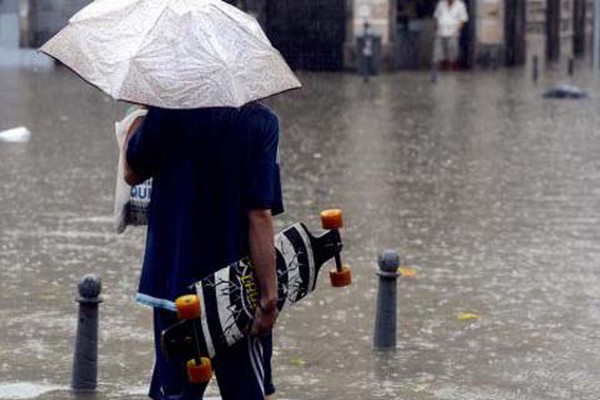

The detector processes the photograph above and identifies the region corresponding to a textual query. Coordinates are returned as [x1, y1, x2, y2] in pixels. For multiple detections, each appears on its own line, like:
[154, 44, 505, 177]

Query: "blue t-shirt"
[126, 103, 284, 310]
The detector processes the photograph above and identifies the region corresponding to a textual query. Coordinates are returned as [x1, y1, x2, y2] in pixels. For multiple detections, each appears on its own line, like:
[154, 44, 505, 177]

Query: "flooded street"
[2, 64, 600, 400]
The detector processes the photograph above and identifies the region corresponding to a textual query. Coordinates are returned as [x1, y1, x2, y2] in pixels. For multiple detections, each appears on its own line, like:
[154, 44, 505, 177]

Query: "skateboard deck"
[161, 221, 345, 361]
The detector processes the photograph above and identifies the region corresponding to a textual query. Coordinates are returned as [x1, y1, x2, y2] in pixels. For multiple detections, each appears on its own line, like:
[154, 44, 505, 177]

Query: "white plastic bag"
[0, 126, 31, 143]
[114, 108, 152, 234]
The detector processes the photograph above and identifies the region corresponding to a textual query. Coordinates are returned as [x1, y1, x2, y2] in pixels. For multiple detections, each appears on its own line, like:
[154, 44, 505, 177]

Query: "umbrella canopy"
[40, 0, 301, 109]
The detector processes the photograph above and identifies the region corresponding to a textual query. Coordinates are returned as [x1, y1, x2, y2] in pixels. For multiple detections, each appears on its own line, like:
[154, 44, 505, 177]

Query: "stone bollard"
[532, 55, 539, 83]
[374, 250, 400, 350]
[72, 274, 103, 392]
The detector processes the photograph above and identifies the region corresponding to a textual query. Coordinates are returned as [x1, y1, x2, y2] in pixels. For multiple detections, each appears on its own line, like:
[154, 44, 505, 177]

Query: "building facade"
[347, 0, 592, 69]
[10, 0, 596, 70]
[525, 0, 592, 61]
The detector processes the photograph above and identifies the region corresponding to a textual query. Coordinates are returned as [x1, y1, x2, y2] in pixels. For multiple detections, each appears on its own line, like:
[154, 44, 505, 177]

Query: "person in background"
[432, 0, 468, 70]
[361, 21, 375, 82]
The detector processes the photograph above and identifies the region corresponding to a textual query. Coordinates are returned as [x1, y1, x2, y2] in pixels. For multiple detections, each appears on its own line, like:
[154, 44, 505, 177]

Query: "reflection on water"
[1, 67, 600, 399]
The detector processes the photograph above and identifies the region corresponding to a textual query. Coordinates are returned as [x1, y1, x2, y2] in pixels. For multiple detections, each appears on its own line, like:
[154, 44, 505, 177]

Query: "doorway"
[573, 0, 585, 55]
[265, 0, 347, 71]
[546, 0, 560, 60]
[504, 0, 526, 65]
[394, 0, 474, 69]
[458, 0, 476, 68]
[394, 0, 436, 69]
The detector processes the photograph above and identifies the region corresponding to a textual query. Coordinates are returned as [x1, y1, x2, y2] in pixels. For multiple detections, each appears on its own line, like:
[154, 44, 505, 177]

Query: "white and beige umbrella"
[40, 0, 301, 109]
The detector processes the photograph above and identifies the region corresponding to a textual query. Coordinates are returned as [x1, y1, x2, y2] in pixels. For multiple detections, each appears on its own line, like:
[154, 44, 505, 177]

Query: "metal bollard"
[532, 55, 539, 83]
[374, 250, 400, 350]
[72, 274, 103, 392]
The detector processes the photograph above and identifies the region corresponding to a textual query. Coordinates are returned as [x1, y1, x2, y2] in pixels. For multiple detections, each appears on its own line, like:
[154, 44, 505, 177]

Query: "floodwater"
[1, 62, 600, 400]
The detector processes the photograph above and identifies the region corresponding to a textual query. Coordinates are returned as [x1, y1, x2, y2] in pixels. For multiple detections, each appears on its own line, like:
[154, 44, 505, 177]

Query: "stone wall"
[475, 0, 505, 66]
[477, 0, 504, 44]
[525, 0, 582, 62]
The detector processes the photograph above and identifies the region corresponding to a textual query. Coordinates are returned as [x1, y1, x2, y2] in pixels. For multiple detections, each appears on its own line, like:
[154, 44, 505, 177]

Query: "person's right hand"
[250, 300, 278, 337]
[125, 115, 145, 142]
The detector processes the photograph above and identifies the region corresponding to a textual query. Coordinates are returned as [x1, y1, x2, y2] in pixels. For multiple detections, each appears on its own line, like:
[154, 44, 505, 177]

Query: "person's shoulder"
[241, 101, 278, 121]
[146, 106, 178, 122]
[239, 102, 280, 134]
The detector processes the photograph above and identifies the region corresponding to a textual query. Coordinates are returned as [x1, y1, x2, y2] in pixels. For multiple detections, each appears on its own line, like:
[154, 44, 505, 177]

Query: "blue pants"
[149, 308, 275, 400]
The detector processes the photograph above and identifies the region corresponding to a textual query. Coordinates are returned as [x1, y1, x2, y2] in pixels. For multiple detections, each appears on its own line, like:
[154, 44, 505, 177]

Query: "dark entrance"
[458, 0, 476, 68]
[546, 0, 560, 60]
[504, 0, 526, 65]
[573, 0, 586, 55]
[394, 0, 436, 69]
[265, 0, 346, 71]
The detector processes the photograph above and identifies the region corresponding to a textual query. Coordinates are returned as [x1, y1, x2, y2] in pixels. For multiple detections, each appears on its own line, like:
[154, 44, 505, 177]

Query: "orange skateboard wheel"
[321, 209, 343, 230]
[176, 295, 201, 320]
[186, 358, 213, 383]
[330, 265, 352, 287]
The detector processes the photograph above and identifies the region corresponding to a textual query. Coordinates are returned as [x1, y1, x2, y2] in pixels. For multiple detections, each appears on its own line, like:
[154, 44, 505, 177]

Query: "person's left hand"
[123, 109, 147, 186]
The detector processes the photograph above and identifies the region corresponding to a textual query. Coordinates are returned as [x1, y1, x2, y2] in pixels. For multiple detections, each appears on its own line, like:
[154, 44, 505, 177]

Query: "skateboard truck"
[320, 209, 352, 287]
[174, 295, 213, 383]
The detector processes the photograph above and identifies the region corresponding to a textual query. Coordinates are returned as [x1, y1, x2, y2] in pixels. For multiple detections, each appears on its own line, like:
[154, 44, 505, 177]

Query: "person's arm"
[249, 208, 278, 336]
[125, 108, 162, 185]
[123, 116, 146, 186]
[244, 108, 283, 336]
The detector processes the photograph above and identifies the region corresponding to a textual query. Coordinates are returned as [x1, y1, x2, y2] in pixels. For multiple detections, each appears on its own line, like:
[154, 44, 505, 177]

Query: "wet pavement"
[1, 62, 600, 400]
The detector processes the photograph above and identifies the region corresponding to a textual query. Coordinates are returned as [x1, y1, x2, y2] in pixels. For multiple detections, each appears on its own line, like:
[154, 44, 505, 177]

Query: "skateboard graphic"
[161, 209, 351, 383]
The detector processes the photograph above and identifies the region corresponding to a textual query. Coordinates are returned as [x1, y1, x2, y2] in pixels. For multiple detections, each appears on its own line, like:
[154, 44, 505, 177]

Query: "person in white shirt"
[433, 0, 468, 70]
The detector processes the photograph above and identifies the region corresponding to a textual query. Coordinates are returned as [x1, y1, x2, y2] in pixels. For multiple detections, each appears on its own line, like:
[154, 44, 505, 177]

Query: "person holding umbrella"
[41, 1, 301, 399]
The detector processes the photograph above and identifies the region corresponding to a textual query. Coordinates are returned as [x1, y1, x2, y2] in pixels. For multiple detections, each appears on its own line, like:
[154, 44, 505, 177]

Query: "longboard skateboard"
[161, 209, 351, 382]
